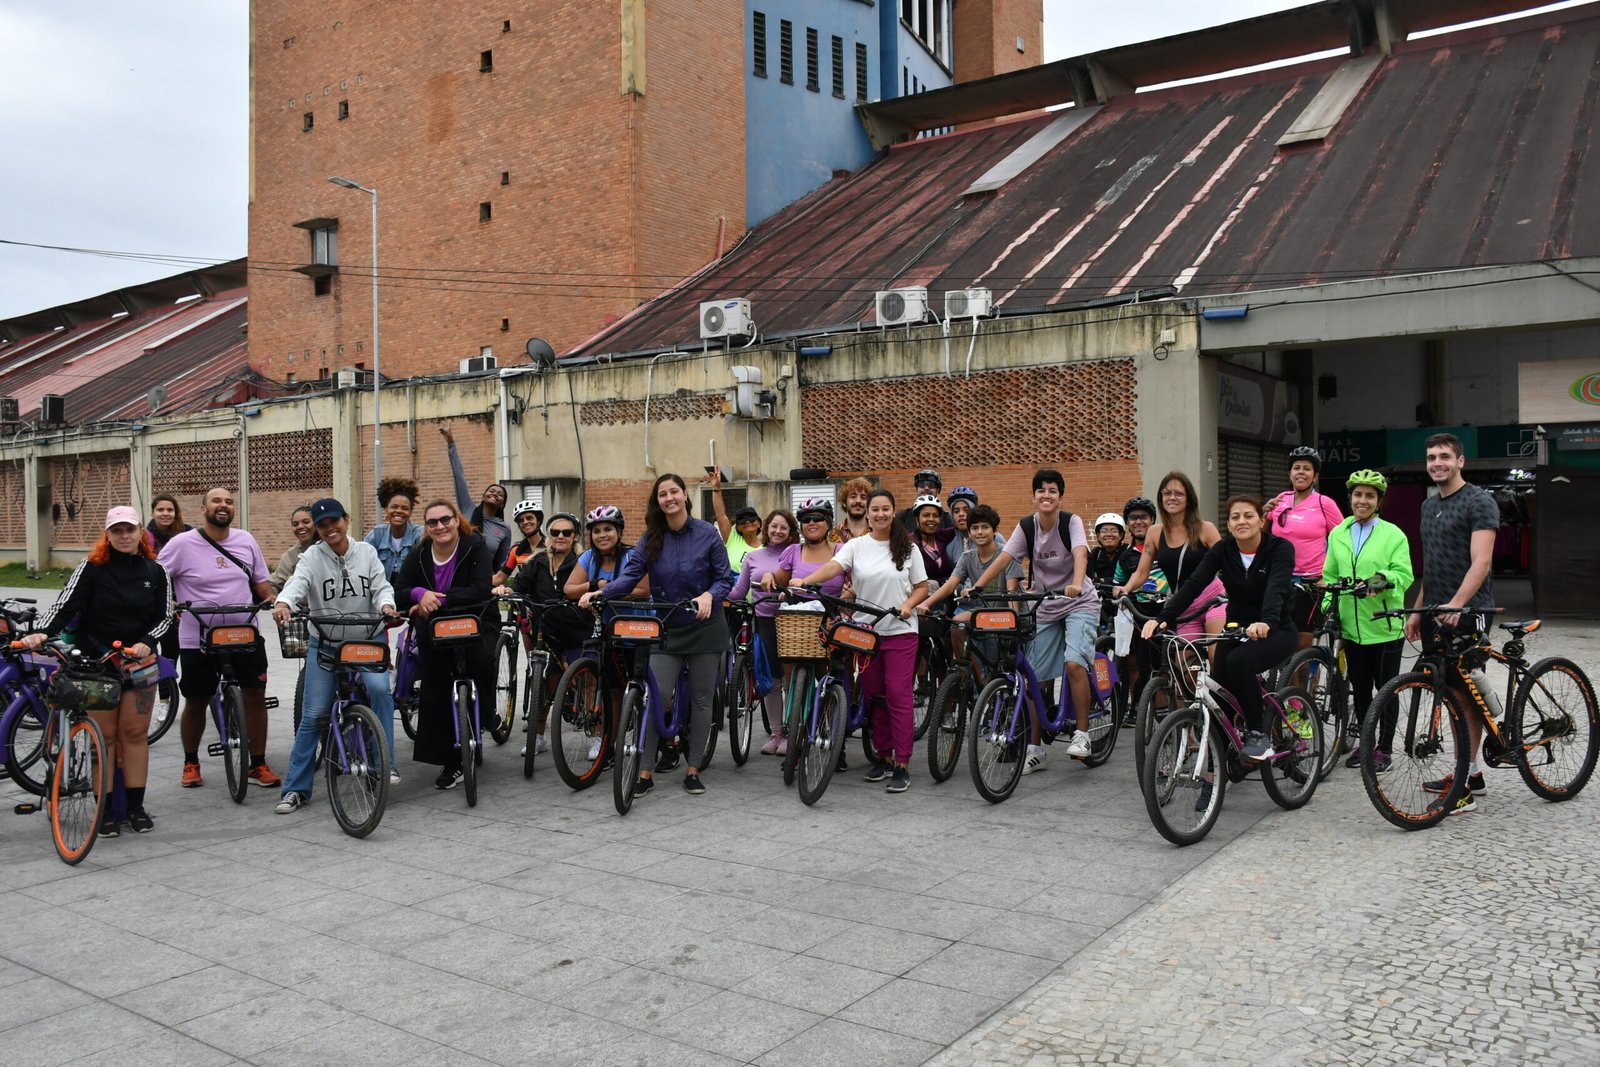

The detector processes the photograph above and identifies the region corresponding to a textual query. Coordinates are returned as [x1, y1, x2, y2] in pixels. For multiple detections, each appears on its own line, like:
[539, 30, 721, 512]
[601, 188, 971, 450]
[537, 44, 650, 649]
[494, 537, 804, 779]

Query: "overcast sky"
[0, 1, 1573, 320]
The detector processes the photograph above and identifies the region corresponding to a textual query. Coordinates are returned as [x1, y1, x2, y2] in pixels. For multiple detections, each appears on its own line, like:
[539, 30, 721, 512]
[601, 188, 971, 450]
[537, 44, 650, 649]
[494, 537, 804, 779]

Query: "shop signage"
[1518, 360, 1600, 423]
[1218, 366, 1302, 445]
[1554, 424, 1600, 451]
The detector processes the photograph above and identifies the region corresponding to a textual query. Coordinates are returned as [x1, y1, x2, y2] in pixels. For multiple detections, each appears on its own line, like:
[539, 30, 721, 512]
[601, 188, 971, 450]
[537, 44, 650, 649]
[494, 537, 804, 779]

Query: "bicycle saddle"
[1499, 619, 1541, 638]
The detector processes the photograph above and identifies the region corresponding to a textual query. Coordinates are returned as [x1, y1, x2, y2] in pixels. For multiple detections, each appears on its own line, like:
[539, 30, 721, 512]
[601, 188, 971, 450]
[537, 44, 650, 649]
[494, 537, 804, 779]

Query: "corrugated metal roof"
[574, 4, 1600, 357]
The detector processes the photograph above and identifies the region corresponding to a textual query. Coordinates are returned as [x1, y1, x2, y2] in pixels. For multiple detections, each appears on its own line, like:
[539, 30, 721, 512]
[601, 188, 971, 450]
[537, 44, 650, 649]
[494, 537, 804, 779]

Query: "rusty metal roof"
[573, 3, 1600, 358]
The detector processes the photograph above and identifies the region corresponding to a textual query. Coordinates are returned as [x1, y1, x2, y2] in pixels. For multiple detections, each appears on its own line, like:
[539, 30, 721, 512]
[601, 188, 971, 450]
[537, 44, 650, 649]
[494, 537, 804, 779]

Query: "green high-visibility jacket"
[1320, 516, 1414, 646]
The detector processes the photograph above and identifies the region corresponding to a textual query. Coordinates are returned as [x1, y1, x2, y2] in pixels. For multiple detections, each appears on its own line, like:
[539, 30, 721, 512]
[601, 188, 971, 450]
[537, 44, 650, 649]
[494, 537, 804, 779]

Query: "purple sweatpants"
[859, 632, 918, 766]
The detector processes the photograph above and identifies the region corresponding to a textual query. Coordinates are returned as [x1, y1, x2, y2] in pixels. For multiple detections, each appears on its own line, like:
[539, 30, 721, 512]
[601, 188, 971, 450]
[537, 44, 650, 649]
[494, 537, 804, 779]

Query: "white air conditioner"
[944, 287, 994, 319]
[333, 368, 361, 389]
[700, 299, 754, 340]
[460, 354, 498, 374]
[875, 286, 928, 327]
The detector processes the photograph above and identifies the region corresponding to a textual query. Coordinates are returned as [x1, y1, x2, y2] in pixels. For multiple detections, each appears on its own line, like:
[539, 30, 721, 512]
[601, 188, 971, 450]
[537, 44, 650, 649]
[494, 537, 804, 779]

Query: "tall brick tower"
[952, 0, 1044, 83]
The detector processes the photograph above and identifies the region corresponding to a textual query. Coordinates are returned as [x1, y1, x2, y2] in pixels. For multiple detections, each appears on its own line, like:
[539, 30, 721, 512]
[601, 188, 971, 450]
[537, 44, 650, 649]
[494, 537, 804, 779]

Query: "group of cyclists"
[16, 423, 1513, 837]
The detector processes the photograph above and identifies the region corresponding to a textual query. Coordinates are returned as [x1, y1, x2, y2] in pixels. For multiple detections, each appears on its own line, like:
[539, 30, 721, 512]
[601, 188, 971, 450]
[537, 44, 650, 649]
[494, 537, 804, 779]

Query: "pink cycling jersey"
[1268, 490, 1344, 576]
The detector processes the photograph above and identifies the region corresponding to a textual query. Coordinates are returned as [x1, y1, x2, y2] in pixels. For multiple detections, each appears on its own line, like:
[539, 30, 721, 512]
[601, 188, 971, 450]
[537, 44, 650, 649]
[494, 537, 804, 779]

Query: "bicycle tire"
[1280, 647, 1348, 780]
[911, 649, 938, 742]
[3, 691, 53, 796]
[325, 703, 389, 838]
[221, 686, 249, 804]
[454, 680, 478, 806]
[798, 683, 846, 805]
[782, 664, 812, 787]
[550, 657, 606, 790]
[1080, 667, 1123, 769]
[292, 664, 306, 734]
[148, 676, 179, 743]
[1142, 704, 1225, 846]
[1132, 673, 1174, 788]
[727, 657, 754, 767]
[1260, 686, 1322, 810]
[968, 677, 1025, 804]
[50, 716, 106, 865]
[1510, 656, 1599, 802]
[395, 632, 420, 741]
[490, 632, 517, 746]
[1360, 673, 1468, 830]
[927, 669, 972, 783]
[613, 685, 644, 815]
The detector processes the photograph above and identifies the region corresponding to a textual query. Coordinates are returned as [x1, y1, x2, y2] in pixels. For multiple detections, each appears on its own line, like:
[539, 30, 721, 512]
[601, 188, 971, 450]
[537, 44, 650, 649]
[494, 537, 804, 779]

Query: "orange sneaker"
[181, 762, 204, 788]
[248, 762, 281, 788]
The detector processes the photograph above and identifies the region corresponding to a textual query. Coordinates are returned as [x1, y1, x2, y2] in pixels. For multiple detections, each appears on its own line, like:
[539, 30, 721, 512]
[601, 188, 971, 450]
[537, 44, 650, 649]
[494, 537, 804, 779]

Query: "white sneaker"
[1064, 729, 1092, 758]
[389, 770, 401, 786]
[587, 736, 603, 762]
[535, 734, 550, 755]
[1023, 745, 1046, 774]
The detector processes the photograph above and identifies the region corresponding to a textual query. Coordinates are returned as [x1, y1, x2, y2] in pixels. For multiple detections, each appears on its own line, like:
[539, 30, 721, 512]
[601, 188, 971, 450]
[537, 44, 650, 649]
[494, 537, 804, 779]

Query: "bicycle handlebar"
[783, 588, 902, 622]
[1376, 606, 1505, 618]
[177, 602, 271, 615]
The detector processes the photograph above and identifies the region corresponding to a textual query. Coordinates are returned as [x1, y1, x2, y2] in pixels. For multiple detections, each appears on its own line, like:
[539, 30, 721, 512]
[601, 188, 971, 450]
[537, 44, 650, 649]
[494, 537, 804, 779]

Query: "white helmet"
[912, 494, 944, 515]
[1094, 512, 1126, 533]
[511, 499, 543, 522]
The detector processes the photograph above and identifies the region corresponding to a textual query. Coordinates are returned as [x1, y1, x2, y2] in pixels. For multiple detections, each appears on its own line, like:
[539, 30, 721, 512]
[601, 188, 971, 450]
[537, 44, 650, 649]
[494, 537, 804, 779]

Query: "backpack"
[1019, 512, 1074, 589]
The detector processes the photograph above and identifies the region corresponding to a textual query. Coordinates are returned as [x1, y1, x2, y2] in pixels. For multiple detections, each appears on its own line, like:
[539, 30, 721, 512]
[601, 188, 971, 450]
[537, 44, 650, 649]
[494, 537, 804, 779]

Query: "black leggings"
[1345, 639, 1403, 749]
[1213, 630, 1298, 733]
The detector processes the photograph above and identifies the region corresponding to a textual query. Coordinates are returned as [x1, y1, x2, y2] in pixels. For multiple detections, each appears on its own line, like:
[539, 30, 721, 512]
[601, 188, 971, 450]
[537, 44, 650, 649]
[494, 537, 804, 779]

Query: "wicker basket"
[775, 606, 827, 660]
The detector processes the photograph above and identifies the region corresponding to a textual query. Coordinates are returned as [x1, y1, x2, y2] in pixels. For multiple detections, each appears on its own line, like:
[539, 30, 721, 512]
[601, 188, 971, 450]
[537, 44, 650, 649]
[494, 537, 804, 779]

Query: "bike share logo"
[1571, 372, 1600, 406]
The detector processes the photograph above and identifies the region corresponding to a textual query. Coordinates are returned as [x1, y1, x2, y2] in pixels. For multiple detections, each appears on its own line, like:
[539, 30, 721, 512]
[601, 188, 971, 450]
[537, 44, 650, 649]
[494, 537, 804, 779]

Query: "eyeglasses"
[548, 529, 576, 538]
[1160, 490, 1186, 498]
[424, 516, 455, 528]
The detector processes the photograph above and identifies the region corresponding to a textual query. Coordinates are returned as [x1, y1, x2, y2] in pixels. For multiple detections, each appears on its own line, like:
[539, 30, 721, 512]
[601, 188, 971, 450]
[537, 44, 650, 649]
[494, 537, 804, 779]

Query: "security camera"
[1535, 424, 1546, 435]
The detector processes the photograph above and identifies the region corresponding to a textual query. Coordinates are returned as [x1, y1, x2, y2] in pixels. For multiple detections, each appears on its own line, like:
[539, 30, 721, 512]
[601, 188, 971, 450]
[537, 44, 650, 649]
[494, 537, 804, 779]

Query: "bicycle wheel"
[613, 685, 644, 815]
[911, 649, 938, 742]
[1361, 673, 1467, 830]
[727, 656, 755, 767]
[927, 669, 972, 783]
[50, 717, 106, 865]
[490, 632, 517, 746]
[325, 703, 389, 838]
[1142, 704, 1225, 846]
[3, 694, 53, 796]
[550, 657, 606, 790]
[1132, 673, 1175, 787]
[521, 652, 549, 781]
[1511, 657, 1599, 801]
[148, 676, 179, 743]
[1281, 647, 1347, 780]
[967, 677, 1025, 804]
[1080, 667, 1123, 769]
[1261, 686, 1322, 810]
[798, 683, 846, 805]
[782, 664, 813, 787]
[455, 680, 478, 806]
[395, 636, 420, 741]
[221, 686, 249, 804]
[292, 664, 306, 734]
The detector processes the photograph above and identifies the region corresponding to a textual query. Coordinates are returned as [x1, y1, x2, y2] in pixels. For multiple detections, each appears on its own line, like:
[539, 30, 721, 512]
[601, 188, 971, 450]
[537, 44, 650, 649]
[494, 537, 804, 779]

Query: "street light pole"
[328, 176, 381, 490]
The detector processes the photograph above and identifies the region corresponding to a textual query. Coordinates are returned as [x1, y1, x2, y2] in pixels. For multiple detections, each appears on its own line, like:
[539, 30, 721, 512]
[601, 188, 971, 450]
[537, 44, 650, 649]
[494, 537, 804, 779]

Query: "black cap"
[734, 506, 761, 524]
[309, 497, 347, 525]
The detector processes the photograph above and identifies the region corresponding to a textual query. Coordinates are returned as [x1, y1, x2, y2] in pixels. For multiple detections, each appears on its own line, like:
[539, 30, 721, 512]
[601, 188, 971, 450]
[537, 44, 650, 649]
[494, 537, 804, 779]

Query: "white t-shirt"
[832, 535, 928, 638]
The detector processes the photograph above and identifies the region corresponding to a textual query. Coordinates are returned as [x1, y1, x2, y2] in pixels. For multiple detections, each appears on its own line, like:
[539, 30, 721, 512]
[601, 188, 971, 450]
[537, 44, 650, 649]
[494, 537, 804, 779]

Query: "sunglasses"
[424, 516, 455, 528]
[548, 528, 576, 537]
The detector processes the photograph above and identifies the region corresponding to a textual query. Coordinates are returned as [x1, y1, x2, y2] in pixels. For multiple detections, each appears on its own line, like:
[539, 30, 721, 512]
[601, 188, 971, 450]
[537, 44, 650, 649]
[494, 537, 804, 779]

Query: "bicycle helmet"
[545, 512, 580, 534]
[912, 494, 944, 516]
[1093, 512, 1126, 533]
[510, 499, 543, 522]
[1345, 468, 1388, 494]
[946, 485, 978, 509]
[913, 468, 942, 491]
[795, 497, 834, 523]
[1123, 496, 1157, 523]
[585, 504, 624, 530]
[1288, 446, 1322, 472]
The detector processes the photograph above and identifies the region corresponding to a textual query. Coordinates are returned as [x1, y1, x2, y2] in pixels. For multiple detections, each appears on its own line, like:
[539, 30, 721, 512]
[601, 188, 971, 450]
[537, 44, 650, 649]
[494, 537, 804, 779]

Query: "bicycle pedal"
[264, 696, 281, 709]
[13, 803, 39, 815]
[207, 742, 227, 757]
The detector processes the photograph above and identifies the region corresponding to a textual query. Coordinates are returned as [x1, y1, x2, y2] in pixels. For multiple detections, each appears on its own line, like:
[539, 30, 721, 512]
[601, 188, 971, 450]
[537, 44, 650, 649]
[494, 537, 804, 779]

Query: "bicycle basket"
[45, 666, 121, 713]
[431, 615, 482, 645]
[319, 640, 390, 673]
[775, 606, 826, 660]
[207, 624, 260, 651]
[276, 616, 309, 659]
[610, 616, 662, 643]
[1163, 636, 1204, 700]
[826, 619, 880, 656]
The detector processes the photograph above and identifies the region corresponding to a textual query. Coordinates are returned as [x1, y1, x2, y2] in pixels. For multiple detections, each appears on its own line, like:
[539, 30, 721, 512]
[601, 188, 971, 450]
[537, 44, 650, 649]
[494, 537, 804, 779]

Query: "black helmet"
[1288, 446, 1321, 472]
[1123, 496, 1156, 522]
[913, 468, 942, 491]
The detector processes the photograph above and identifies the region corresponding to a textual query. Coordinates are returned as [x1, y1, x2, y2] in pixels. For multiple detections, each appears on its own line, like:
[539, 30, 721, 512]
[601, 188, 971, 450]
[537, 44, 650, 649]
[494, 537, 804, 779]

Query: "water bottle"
[1467, 669, 1503, 721]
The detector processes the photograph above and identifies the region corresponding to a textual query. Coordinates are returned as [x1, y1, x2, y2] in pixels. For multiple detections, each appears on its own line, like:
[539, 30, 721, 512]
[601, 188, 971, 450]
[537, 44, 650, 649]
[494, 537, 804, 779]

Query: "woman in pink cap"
[23, 506, 174, 837]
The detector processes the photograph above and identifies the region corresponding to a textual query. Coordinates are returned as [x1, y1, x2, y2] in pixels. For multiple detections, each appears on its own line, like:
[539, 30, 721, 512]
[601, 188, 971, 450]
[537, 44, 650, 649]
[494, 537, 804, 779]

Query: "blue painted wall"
[746, 0, 952, 226]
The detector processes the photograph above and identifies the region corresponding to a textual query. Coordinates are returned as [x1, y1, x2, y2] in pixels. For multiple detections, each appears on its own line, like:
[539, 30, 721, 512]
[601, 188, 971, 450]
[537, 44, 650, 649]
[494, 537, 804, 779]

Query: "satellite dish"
[525, 337, 557, 370]
[146, 385, 167, 412]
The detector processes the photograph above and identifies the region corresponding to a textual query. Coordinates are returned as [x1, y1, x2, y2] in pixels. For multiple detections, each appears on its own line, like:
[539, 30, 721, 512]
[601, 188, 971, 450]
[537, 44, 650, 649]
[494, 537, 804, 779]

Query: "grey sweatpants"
[644, 650, 720, 771]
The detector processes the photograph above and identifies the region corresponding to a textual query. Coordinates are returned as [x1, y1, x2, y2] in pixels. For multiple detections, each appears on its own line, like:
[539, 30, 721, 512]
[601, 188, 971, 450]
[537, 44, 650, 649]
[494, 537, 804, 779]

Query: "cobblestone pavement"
[936, 618, 1600, 1067]
[3, 581, 1595, 1066]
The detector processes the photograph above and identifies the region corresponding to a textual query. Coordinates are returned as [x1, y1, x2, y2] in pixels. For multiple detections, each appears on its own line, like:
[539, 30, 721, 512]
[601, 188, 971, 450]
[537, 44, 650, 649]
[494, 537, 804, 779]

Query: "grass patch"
[0, 563, 75, 590]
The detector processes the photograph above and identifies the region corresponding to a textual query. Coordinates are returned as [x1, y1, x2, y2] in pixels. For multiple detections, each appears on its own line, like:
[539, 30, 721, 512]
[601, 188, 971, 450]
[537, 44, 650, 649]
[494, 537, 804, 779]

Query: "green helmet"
[1346, 469, 1388, 494]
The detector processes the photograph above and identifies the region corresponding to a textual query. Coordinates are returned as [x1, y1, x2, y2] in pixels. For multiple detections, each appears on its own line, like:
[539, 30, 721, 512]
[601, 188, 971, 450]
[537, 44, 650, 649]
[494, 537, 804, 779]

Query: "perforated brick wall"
[0, 464, 25, 548]
[581, 395, 724, 426]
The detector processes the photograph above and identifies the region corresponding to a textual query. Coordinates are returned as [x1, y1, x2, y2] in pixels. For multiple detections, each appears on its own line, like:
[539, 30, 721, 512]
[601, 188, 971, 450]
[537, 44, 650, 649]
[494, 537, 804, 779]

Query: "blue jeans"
[283, 638, 396, 798]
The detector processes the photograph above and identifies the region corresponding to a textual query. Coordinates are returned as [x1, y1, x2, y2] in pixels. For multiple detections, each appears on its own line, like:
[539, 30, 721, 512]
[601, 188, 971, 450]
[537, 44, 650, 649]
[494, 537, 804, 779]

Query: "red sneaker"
[180, 762, 204, 788]
[248, 762, 281, 788]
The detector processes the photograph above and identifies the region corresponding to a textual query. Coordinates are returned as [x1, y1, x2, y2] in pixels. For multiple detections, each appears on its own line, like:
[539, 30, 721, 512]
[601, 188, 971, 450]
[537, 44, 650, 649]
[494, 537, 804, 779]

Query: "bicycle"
[966, 592, 1125, 804]
[488, 599, 520, 748]
[910, 614, 953, 743]
[1274, 577, 1367, 779]
[610, 600, 711, 815]
[394, 621, 422, 741]
[491, 592, 570, 780]
[926, 605, 1006, 784]
[181, 602, 276, 804]
[1121, 594, 1221, 786]
[714, 598, 757, 767]
[426, 606, 494, 807]
[1359, 607, 1599, 830]
[0, 604, 59, 793]
[296, 612, 395, 837]
[771, 597, 886, 786]
[1141, 628, 1323, 846]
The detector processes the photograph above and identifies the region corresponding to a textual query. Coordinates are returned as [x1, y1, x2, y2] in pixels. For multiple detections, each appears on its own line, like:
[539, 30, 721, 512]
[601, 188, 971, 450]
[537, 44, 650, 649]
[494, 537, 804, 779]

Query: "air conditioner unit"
[460, 354, 498, 374]
[944, 287, 994, 319]
[40, 395, 66, 425]
[700, 299, 754, 340]
[333, 368, 361, 390]
[875, 286, 928, 327]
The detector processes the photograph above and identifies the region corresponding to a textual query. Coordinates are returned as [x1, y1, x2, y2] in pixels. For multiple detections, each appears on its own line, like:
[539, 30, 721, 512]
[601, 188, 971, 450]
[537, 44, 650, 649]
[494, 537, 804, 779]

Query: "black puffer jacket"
[36, 550, 174, 659]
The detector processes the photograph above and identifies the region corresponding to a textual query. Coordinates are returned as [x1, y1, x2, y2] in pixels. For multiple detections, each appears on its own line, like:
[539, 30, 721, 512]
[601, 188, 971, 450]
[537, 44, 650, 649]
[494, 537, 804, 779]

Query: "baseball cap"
[734, 506, 761, 524]
[309, 497, 348, 525]
[104, 506, 141, 529]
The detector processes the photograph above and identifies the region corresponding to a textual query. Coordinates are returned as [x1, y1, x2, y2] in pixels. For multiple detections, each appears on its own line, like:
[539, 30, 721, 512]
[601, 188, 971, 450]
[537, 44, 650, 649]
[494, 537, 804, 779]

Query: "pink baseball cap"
[104, 506, 141, 530]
